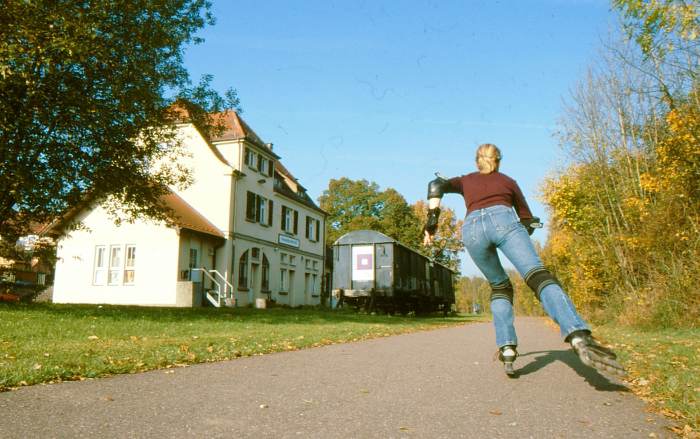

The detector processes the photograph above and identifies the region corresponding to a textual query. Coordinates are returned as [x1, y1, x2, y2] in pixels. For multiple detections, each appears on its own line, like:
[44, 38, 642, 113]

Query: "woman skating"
[423, 144, 624, 377]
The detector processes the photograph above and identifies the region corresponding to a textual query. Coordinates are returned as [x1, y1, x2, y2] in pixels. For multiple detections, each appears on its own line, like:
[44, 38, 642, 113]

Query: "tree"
[613, 0, 700, 59]
[0, 0, 239, 256]
[319, 177, 463, 270]
[319, 178, 387, 245]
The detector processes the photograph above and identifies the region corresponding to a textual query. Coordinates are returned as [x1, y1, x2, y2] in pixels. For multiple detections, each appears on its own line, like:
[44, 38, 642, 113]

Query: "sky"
[183, 0, 617, 276]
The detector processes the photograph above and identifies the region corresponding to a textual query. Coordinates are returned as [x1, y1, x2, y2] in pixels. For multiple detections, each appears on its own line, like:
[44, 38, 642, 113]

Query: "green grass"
[597, 325, 700, 434]
[0, 303, 481, 391]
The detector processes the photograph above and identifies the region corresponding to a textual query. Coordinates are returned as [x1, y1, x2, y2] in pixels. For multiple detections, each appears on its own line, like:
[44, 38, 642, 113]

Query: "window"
[189, 248, 198, 269]
[246, 191, 273, 226]
[259, 197, 267, 224]
[281, 206, 298, 234]
[289, 255, 296, 266]
[312, 274, 318, 295]
[280, 253, 288, 265]
[245, 147, 257, 169]
[261, 255, 270, 291]
[245, 147, 273, 177]
[312, 260, 319, 271]
[108, 245, 122, 285]
[305, 217, 320, 242]
[238, 251, 249, 289]
[93, 246, 106, 285]
[258, 156, 268, 176]
[124, 245, 136, 284]
[280, 268, 289, 292]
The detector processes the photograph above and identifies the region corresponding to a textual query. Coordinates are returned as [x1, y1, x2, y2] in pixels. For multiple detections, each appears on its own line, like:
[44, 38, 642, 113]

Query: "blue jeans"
[463, 205, 590, 348]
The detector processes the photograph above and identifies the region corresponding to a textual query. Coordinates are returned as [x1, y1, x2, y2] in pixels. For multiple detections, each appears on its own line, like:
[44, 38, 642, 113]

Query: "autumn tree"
[540, 5, 700, 326]
[0, 0, 239, 258]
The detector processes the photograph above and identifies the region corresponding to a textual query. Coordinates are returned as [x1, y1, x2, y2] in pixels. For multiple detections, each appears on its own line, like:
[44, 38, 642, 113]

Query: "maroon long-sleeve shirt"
[448, 172, 533, 219]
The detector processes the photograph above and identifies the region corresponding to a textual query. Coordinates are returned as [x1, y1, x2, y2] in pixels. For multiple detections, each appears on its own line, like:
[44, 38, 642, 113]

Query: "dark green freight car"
[331, 230, 456, 314]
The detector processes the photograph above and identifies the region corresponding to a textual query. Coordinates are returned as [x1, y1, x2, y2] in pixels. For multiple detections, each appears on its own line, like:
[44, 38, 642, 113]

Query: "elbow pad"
[427, 176, 460, 199]
[424, 207, 441, 235]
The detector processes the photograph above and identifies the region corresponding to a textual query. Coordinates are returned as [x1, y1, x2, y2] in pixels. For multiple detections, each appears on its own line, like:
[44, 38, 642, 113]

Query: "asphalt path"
[1, 317, 673, 438]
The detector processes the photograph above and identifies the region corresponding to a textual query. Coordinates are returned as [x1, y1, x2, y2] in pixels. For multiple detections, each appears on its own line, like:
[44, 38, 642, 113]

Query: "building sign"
[352, 245, 374, 281]
[278, 234, 300, 248]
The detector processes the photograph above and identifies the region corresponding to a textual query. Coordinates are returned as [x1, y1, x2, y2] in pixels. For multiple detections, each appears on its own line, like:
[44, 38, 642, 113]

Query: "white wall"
[175, 124, 234, 235]
[53, 206, 180, 306]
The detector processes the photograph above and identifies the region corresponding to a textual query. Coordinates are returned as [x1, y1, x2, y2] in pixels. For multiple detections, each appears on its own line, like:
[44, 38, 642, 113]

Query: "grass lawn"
[597, 325, 700, 435]
[0, 303, 481, 391]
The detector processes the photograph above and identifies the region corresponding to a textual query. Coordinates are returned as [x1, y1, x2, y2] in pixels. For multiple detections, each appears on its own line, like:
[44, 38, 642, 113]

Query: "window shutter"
[268, 200, 273, 226]
[246, 192, 255, 220]
[281, 206, 286, 231]
[293, 210, 298, 234]
[315, 219, 320, 242]
[305, 217, 310, 239]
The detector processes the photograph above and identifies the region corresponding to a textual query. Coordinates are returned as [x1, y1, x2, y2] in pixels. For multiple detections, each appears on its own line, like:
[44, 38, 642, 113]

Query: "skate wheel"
[504, 362, 515, 377]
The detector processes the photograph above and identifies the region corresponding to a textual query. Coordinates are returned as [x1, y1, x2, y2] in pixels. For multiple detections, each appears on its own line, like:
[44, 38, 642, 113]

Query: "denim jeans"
[463, 205, 590, 348]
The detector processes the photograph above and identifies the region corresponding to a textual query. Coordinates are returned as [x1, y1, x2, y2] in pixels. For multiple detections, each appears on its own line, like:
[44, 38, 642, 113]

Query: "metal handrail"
[207, 269, 234, 299]
[191, 268, 236, 307]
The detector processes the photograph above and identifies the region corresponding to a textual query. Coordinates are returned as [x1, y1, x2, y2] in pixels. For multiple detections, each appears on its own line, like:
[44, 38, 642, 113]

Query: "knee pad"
[524, 267, 560, 301]
[490, 279, 514, 304]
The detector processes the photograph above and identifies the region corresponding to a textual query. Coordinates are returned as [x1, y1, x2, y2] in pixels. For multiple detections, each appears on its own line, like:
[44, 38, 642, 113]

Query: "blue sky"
[184, 0, 616, 276]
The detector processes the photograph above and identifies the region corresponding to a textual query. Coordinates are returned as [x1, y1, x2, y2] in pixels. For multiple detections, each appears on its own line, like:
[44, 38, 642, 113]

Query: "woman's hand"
[423, 230, 434, 246]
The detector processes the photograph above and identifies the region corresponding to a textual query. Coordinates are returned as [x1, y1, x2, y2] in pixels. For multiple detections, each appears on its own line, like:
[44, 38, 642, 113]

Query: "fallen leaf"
[489, 410, 502, 416]
[399, 427, 410, 431]
[87, 335, 99, 340]
[32, 363, 42, 370]
[102, 395, 114, 401]
[259, 404, 268, 409]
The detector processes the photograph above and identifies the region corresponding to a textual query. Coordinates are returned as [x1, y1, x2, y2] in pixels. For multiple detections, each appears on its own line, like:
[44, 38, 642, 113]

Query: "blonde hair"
[475, 144, 501, 174]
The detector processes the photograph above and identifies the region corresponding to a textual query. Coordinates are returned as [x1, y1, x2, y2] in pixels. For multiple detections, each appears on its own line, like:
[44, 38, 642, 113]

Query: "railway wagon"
[332, 230, 456, 314]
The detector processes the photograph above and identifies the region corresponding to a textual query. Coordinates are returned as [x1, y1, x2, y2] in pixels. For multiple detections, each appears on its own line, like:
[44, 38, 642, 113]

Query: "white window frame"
[108, 245, 122, 285]
[124, 245, 136, 285]
[280, 268, 289, 292]
[93, 245, 106, 285]
[283, 207, 293, 232]
[258, 196, 268, 225]
[245, 147, 257, 169]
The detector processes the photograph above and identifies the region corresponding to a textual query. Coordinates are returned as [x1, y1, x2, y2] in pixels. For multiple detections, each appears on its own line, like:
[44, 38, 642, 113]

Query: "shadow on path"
[513, 349, 628, 392]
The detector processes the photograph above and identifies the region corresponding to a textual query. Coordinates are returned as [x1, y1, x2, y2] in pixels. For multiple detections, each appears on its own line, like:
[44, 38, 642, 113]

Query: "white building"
[49, 112, 326, 307]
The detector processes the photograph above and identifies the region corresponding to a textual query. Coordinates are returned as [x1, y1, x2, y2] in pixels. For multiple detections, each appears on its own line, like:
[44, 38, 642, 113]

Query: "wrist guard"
[424, 207, 441, 235]
[520, 217, 542, 235]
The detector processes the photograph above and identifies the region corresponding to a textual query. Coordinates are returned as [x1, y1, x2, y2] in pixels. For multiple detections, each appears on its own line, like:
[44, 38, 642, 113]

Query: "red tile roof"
[209, 111, 266, 146]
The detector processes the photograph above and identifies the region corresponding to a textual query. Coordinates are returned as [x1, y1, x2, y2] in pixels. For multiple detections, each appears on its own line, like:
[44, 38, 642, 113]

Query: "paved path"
[1, 317, 672, 438]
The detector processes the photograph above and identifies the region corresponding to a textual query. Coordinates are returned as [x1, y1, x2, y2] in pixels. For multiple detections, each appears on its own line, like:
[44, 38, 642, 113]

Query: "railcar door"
[374, 243, 393, 296]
